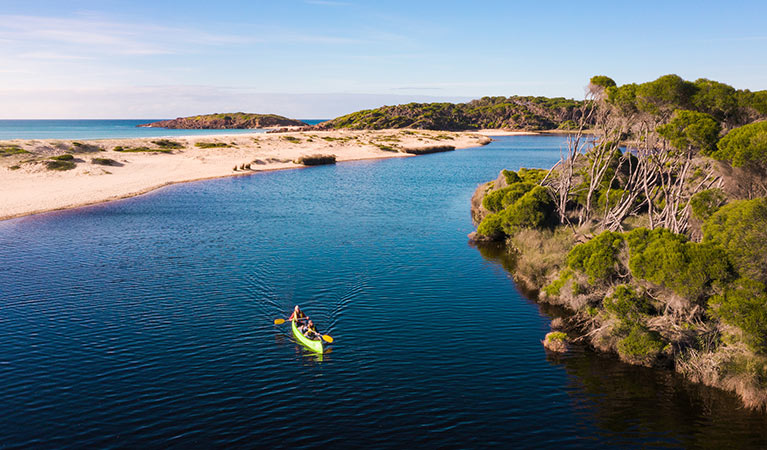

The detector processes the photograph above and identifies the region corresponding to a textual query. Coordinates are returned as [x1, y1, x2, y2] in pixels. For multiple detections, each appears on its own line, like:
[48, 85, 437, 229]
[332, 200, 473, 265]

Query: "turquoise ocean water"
[0, 119, 327, 140]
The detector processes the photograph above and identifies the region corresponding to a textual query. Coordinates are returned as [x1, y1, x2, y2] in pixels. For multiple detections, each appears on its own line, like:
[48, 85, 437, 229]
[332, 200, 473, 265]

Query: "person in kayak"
[288, 305, 306, 321]
[302, 320, 319, 340]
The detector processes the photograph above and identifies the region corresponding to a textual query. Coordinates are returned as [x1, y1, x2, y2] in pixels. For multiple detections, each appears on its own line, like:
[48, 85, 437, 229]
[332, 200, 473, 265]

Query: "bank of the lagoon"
[0, 129, 487, 221]
[0, 119, 329, 140]
[1, 136, 766, 448]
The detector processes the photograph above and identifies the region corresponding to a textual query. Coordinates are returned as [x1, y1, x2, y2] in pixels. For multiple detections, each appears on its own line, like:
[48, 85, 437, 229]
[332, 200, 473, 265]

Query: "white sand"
[0, 129, 489, 221]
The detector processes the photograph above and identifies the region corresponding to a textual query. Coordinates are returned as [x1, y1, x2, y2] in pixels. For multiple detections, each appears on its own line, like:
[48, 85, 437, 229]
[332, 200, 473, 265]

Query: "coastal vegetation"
[470, 74, 767, 408]
[0, 145, 30, 156]
[46, 159, 76, 171]
[71, 142, 103, 152]
[139, 113, 307, 129]
[113, 146, 173, 153]
[294, 154, 336, 165]
[194, 141, 235, 148]
[151, 139, 184, 149]
[91, 157, 119, 166]
[401, 144, 455, 155]
[316, 96, 587, 131]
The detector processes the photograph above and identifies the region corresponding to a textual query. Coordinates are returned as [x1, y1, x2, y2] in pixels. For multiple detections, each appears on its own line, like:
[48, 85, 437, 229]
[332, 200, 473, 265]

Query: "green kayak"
[291, 318, 324, 353]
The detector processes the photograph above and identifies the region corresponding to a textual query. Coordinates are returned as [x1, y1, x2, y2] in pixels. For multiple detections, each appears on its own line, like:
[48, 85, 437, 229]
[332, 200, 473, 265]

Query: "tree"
[636, 74, 697, 118]
[692, 78, 739, 125]
[656, 110, 721, 153]
[703, 198, 767, 284]
[710, 121, 767, 168]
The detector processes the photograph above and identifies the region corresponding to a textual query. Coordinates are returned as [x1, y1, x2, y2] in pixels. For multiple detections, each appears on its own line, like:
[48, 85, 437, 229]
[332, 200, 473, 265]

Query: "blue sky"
[1, 0, 766, 118]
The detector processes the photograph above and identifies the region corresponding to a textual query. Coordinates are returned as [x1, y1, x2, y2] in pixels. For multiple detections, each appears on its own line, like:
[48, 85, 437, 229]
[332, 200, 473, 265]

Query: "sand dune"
[0, 129, 491, 221]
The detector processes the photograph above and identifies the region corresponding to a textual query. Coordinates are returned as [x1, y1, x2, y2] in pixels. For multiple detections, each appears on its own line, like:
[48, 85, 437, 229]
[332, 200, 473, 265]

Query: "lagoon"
[1, 136, 765, 448]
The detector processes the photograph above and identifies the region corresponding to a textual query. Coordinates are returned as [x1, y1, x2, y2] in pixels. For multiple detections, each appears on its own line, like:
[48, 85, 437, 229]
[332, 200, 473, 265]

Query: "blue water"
[1, 136, 765, 448]
[0, 119, 327, 140]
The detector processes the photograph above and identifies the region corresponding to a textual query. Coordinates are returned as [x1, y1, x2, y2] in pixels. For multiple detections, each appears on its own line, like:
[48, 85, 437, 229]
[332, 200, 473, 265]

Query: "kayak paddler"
[288, 305, 306, 321]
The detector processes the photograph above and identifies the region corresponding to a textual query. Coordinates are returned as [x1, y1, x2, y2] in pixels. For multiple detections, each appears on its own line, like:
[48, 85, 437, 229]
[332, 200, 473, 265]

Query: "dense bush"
[476, 213, 505, 240]
[604, 285, 653, 321]
[709, 121, 767, 168]
[566, 231, 625, 284]
[604, 74, 767, 127]
[709, 278, 767, 353]
[401, 145, 455, 154]
[626, 228, 732, 300]
[589, 75, 617, 89]
[635, 74, 697, 116]
[690, 188, 727, 221]
[656, 109, 721, 153]
[703, 198, 767, 284]
[294, 154, 336, 165]
[482, 182, 535, 212]
[617, 324, 666, 365]
[51, 154, 74, 161]
[45, 160, 76, 171]
[91, 158, 119, 166]
[500, 186, 556, 235]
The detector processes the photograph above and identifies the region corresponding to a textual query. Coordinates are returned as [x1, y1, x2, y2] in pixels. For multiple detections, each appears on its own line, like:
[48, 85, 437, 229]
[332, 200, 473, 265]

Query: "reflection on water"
[473, 238, 767, 449]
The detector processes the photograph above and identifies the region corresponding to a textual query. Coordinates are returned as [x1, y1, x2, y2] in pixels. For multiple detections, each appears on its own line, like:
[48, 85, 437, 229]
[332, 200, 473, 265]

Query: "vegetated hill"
[139, 113, 307, 129]
[470, 74, 767, 410]
[316, 96, 587, 131]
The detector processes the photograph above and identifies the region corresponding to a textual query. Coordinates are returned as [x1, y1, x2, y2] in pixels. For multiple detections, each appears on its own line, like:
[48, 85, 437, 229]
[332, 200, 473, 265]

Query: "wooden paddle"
[273, 318, 334, 343]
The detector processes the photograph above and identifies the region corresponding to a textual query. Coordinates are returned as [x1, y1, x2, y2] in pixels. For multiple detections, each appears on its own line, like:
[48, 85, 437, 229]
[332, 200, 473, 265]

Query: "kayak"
[291, 318, 324, 353]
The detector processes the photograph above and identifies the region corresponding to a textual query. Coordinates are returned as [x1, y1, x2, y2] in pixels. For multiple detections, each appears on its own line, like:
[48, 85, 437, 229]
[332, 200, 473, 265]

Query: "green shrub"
[45, 160, 76, 171]
[567, 231, 625, 284]
[51, 154, 74, 161]
[71, 141, 102, 152]
[194, 142, 234, 148]
[703, 198, 767, 284]
[476, 213, 505, 240]
[656, 109, 721, 153]
[91, 158, 119, 166]
[543, 267, 574, 297]
[282, 136, 301, 143]
[0, 145, 29, 156]
[9, 165, 21, 170]
[557, 120, 578, 130]
[627, 227, 732, 300]
[547, 331, 568, 342]
[118, 147, 172, 153]
[482, 182, 536, 212]
[151, 139, 183, 149]
[401, 145, 454, 154]
[590, 75, 617, 89]
[603, 285, 652, 321]
[500, 186, 556, 235]
[294, 154, 336, 165]
[517, 168, 547, 184]
[502, 169, 521, 184]
[690, 188, 727, 221]
[709, 121, 767, 167]
[617, 324, 665, 365]
[709, 278, 767, 353]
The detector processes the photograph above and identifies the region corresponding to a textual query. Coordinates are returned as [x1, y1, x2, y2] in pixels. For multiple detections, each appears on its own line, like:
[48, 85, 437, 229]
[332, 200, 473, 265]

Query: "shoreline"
[0, 129, 491, 222]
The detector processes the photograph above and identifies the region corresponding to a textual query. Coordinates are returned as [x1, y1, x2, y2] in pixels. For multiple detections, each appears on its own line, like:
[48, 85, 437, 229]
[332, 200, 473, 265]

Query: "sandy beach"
[0, 129, 491, 221]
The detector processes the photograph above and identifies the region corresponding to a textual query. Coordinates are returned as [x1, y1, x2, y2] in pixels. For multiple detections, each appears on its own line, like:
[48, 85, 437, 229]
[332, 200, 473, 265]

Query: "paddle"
[273, 318, 334, 343]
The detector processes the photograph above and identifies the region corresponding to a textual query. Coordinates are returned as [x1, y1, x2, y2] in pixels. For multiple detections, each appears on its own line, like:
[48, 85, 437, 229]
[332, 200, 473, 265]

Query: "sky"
[1, 0, 766, 119]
